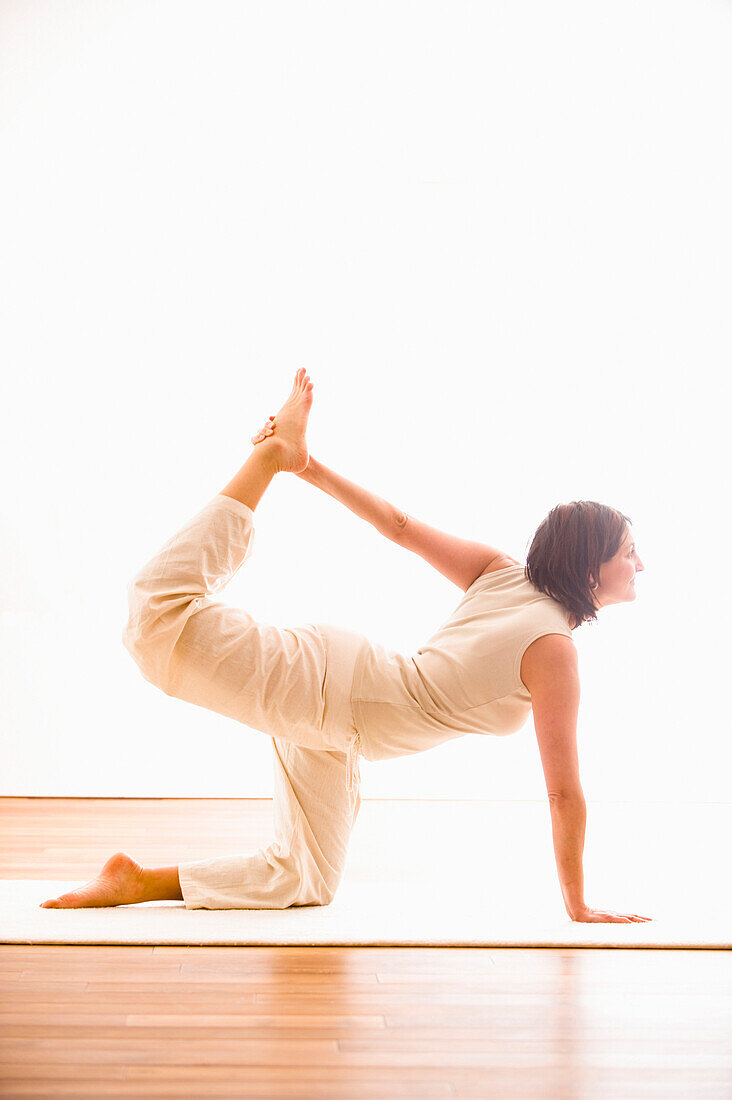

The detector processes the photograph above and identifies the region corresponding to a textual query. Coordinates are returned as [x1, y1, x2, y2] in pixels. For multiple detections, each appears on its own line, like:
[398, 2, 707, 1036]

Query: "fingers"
[580, 909, 653, 923]
[251, 416, 277, 444]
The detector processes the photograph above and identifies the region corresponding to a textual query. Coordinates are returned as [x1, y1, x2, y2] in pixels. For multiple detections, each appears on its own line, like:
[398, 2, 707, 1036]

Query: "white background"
[1, 0, 729, 800]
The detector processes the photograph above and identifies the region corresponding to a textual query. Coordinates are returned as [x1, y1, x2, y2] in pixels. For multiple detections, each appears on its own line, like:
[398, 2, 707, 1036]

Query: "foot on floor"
[39, 851, 147, 908]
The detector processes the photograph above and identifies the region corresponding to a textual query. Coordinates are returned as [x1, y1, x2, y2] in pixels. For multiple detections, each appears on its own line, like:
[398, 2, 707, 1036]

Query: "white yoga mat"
[2, 879, 729, 947]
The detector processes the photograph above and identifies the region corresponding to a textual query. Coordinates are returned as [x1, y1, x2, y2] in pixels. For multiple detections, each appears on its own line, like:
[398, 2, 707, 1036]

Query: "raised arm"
[296, 456, 508, 591]
[297, 456, 402, 540]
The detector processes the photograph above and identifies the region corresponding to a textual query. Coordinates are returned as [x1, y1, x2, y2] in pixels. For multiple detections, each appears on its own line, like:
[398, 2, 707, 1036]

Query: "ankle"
[140, 866, 183, 902]
[219, 445, 280, 510]
[255, 436, 290, 474]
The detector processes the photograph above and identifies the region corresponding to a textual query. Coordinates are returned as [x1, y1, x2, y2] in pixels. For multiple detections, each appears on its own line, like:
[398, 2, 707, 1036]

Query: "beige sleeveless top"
[350, 564, 575, 762]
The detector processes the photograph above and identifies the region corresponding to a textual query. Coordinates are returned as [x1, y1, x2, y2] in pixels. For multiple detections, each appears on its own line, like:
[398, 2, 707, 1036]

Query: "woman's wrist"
[568, 901, 587, 920]
[295, 455, 319, 484]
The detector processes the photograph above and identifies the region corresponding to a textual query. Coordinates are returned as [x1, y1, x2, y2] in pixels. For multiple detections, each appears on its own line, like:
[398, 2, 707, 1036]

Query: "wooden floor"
[1, 798, 730, 1099]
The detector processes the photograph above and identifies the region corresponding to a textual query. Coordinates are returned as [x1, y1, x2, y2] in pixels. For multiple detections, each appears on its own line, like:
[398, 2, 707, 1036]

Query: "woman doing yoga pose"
[40, 369, 650, 923]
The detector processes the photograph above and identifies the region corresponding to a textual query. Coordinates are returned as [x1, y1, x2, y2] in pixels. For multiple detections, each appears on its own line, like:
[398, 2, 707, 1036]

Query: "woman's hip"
[311, 621, 369, 746]
[164, 609, 367, 755]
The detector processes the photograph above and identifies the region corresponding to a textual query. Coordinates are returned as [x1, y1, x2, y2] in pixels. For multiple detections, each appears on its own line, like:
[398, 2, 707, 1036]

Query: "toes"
[40, 888, 95, 908]
[43, 896, 68, 908]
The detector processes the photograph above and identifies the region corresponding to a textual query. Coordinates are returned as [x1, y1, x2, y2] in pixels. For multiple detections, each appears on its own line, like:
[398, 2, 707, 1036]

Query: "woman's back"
[351, 565, 574, 762]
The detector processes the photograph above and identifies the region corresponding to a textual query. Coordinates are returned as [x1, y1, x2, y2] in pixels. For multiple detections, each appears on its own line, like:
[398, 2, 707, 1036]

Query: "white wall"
[1, 0, 729, 799]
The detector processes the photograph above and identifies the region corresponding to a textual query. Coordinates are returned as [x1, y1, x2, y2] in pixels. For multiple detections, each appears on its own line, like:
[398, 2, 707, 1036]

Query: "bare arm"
[297, 456, 402, 539]
[549, 794, 587, 919]
[297, 456, 506, 590]
[525, 636, 653, 924]
[523, 634, 586, 918]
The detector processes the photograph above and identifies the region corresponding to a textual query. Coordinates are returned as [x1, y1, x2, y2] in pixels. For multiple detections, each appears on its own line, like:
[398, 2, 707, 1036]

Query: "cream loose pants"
[122, 493, 369, 909]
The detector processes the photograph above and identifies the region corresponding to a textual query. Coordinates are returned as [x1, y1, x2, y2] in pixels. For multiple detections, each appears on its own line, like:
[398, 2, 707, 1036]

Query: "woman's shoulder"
[476, 556, 523, 578]
[520, 632, 578, 693]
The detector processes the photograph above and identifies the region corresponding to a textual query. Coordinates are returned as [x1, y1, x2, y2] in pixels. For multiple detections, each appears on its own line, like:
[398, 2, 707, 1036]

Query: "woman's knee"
[291, 861, 343, 907]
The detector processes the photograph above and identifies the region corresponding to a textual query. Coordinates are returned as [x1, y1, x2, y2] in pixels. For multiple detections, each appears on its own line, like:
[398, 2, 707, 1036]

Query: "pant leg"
[122, 493, 355, 754]
[178, 736, 362, 909]
[124, 493, 367, 908]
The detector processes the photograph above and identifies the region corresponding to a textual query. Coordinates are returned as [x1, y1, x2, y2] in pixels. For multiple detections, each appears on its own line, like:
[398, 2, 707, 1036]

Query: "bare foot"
[250, 368, 314, 474]
[39, 852, 147, 909]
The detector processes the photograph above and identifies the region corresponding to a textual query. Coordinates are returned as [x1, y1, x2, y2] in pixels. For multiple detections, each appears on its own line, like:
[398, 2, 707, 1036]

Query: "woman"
[41, 369, 651, 923]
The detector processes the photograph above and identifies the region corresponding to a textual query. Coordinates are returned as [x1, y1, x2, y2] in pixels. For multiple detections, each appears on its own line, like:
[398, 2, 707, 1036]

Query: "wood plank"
[0, 1079, 454, 1099]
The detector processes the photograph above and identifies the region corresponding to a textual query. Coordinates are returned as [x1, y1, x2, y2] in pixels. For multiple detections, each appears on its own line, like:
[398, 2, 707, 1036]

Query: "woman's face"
[592, 527, 645, 610]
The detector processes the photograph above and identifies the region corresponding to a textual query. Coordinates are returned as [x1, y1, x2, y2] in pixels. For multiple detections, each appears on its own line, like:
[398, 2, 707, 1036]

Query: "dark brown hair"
[524, 501, 632, 629]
